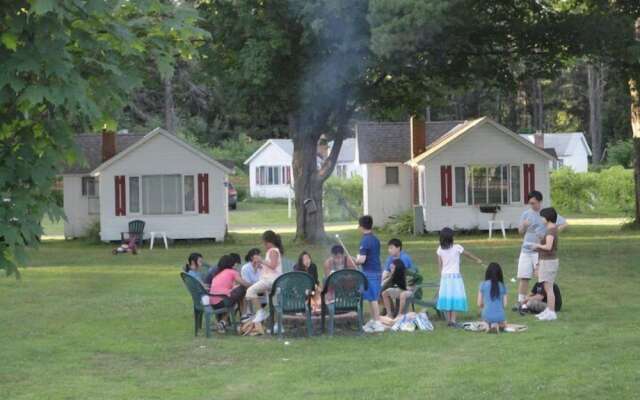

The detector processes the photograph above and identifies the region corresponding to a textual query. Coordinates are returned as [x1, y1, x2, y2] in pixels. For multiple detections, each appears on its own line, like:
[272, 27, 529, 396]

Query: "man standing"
[515, 190, 567, 311]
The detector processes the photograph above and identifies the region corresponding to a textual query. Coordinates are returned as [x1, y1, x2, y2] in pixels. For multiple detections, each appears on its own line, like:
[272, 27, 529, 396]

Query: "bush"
[381, 211, 414, 235]
[208, 133, 262, 172]
[323, 176, 363, 222]
[606, 139, 634, 168]
[84, 221, 101, 244]
[550, 166, 634, 215]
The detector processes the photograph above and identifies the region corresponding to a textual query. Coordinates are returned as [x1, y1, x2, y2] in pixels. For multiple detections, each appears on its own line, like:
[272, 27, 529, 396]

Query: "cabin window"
[465, 165, 512, 205]
[385, 166, 399, 185]
[511, 166, 521, 203]
[81, 177, 97, 197]
[129, 176, 140, 213]
[258, 166, 287, 185]
[454, 167, 466, 204]
[141, 174, 183, 215]
[184, 175, 195, 212]
[336, 164, 348, 178]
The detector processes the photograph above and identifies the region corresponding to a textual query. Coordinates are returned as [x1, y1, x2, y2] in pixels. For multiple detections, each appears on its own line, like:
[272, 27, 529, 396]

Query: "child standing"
[477, 263, 508, 333]
[354, 215, 385, 333]
[436, 227, 483, 327]
[532, 207, 560, 321]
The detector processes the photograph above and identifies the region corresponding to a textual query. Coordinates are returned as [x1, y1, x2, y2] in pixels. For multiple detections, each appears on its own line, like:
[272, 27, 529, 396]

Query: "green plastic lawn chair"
[180, 272, 237, 338]
[403, 281, 442, 318]
[121, 219, 145, 246]
[321, 269, 367, 336]
[268, 272, 315, 338]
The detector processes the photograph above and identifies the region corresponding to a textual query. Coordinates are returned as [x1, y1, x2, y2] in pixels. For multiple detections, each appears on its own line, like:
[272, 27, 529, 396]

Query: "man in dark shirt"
[521, 281, 563, 314]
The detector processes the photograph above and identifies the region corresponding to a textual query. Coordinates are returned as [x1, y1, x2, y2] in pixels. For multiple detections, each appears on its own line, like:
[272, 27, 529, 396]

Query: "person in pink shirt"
[210, 254, 251, 332]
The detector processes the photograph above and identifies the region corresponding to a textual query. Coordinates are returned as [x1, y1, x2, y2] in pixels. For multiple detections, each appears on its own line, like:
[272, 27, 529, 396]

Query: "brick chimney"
[410, 116, 426, 157]
[102, 129, 116, 162]
[534, 131, 544, 149]
[410, 116, 426, 206]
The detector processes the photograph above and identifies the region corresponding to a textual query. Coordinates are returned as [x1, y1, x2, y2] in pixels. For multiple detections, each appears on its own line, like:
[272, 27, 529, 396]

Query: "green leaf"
[1, 33, 18, 51]
[30, 0, 55, 15]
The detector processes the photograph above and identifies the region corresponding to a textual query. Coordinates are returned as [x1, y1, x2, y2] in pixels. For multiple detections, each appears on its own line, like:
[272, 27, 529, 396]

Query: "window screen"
[385, 166, 399, 185]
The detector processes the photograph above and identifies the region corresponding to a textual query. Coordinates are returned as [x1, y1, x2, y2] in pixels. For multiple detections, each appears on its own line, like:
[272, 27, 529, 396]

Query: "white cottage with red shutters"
[356, 117, 554, 231]
[61, 127, 232, 241]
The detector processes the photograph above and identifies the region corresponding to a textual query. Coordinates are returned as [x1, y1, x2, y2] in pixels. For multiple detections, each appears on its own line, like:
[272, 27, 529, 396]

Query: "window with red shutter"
[440, 166, 454, 206]
[198, 173, 209, 214]
[114, 175, 126, 216]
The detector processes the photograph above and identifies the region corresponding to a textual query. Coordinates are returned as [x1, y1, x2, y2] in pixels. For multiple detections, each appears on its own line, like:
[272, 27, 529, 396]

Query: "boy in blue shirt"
[354, 215, 385, 332]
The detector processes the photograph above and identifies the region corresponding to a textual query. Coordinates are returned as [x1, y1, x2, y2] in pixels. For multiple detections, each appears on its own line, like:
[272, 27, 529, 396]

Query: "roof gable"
[244, 139, 293, 165]
[91, 128, 232, 175]
[520, 133, 592, 157]
[408, 117, 554, 165]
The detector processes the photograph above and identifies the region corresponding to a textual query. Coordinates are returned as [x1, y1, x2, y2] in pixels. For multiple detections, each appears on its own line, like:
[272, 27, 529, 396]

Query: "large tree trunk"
[290, 113, 347, 243]
[587, 62, 606, 165]
[164, 76, 176, 133]
[531, 79, 544, 132]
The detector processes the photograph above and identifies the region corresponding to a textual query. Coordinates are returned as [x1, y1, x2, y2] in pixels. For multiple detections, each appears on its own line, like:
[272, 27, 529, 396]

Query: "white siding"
[420, 123, 551, 231]
[362, 163, 413, 227]
[560, 145, 589, 172]
[63, 175, 99, 238]
[96, 134, 228, 241]
[247, 144, 293, 199]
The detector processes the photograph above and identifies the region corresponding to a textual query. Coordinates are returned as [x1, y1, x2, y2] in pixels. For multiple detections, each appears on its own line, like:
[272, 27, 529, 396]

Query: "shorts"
[363, 273, 381, 302]
[246, 277, 275, 299]
[517, 252, 539, 279]
[212, 286, 246, 309]
[538, 259, 559, 283]
[383, 287, 413, 299]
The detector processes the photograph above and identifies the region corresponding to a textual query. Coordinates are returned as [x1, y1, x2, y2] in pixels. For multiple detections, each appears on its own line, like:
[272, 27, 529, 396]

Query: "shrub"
[84, 221, 101, 244]
[208, 133, 262, 171]
[323, 176, 363, 222]
[381, 211, 414, 235]
[550, 166, 634, 215]
[606, 139, 634, 168]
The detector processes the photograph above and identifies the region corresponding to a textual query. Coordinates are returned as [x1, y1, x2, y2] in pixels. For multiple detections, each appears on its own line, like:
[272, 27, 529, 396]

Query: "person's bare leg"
[397, 291, 409, 317]
[250, 298, 261, 315]
[382, 292, 394, 318]
[369, 301, 380, 321]
[518, 278, 530, 303]
[450, 311, 457, 323]
[543, 281, 555, 311]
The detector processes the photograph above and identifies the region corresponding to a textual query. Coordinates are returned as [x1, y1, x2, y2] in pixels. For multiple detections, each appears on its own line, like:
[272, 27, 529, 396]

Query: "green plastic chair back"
[180, 272, 207, 312]
[322, 269, 367, 313]
[128, 219, 145, 235]
[269, 271, 315, 314]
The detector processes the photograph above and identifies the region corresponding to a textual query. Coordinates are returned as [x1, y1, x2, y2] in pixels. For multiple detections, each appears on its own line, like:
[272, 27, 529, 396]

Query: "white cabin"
[521, 132, 591, 172]
[357, 117, 554, 231]
[244, 138, 360, 198]
[61, 128, 232, 242]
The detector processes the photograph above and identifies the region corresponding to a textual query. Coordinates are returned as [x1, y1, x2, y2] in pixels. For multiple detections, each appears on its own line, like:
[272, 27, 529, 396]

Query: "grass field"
[2, 224, 639, 399]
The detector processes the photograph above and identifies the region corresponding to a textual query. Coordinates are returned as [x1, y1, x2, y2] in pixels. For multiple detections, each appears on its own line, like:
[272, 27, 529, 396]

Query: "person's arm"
[345, 255, 356, 268]
[557, 216, 568, 232]
[477, 290, 484, 308]
[462, 249, 483, 265]
[518, 216, 530, 235]
[323, 259, 332, 276]
[534, 234, 555, 251]
[260, 249, 280, 270]
[235, 275, 251, 288]
[355, 254, 366, 265]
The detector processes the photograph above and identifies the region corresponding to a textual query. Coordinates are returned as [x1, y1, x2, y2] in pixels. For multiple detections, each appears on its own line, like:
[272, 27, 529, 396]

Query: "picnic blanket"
[461, 321, 528, 333]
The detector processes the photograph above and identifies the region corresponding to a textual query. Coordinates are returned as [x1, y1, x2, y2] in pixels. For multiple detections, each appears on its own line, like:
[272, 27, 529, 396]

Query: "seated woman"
[245, 230, 284, 323]
[294, 251, 321, 312]
[323, 245, 356, 277]
[209, 254, 251, 332]
[477, 263, 508, 333]
[183, 252, 205, 284]
[381, 259, 409, 320]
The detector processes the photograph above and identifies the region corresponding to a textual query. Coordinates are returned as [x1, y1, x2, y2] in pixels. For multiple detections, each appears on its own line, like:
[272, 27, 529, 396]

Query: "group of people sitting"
[183, 190, 564, 335]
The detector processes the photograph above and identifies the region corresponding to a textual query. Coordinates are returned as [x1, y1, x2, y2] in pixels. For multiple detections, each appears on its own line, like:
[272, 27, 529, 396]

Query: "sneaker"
[538, 310, 557, 321]
[371, 320, 386, 333]
[240, 314, 253, 323]
[273, 323, 285, 334]
[253, 308, 268, 323]
[535, 308, 550, 319]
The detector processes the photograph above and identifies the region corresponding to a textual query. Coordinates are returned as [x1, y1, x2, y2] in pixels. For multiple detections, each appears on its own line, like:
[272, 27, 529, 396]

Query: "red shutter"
[523, 164, 536, 202]
[440, 166, 452, 207]
[285, 166, 291, 184]
[446, 166, 453, 206]
[198, 173, 209, 214]
[114, 175, 126, 216]
[440, 166, 447, 206]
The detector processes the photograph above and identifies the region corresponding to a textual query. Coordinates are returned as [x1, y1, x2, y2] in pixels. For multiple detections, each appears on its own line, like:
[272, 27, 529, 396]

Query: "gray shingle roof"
[356, 120, 463, 163]
[63, 133, 145, 174]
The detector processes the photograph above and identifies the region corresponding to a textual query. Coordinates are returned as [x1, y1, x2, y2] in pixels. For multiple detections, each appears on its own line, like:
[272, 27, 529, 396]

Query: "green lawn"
[2, 225, 639, 399]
